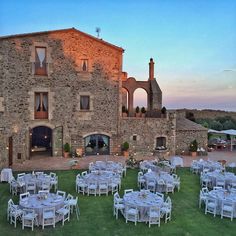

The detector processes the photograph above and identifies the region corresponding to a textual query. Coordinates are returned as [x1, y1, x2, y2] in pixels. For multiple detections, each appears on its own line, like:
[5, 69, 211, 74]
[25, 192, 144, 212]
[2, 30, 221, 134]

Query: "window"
[156, 137, 166, 150]
[133, 135, 137, 141]
[35, 92, 48, 119]
[35, 47, 47, 75]
[81, 59, 88, 72]
[80, 96, 90, 110]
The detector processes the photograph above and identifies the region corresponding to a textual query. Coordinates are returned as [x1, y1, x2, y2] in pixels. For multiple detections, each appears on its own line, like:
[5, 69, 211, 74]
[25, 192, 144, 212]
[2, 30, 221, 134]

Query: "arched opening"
[122, 87, 129, 110]
[30, 126, 52, 157]
[133, 88, 148, 111]
[84, 134, 110, 156]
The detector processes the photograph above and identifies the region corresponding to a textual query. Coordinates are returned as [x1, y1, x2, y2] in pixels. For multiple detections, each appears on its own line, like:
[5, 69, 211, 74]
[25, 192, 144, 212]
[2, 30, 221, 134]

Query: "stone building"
[0, 28, 207, 167]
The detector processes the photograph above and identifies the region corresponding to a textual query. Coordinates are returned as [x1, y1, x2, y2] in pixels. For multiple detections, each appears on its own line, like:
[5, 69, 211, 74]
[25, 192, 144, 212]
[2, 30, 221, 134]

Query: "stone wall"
[120, 112, 176, 156]
[0, 29, 123, 165]
[175, 130, 208, 155]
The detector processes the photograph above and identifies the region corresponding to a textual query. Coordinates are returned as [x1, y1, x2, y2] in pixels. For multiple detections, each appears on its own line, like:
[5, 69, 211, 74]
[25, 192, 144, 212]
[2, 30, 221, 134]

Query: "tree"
[211, 120, 223, 131]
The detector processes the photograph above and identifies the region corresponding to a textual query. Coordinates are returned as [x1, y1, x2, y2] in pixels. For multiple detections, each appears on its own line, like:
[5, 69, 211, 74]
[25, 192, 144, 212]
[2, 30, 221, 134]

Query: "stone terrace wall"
[175, 130, 208, 155]
[120, 113, 176, 156]
[0, 29, 123, 164]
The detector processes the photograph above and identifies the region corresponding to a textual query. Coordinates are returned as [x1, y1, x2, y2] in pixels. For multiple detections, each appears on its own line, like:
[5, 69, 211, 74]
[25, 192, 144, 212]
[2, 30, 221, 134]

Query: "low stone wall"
[120, 115, 176, 156]
[175, 130, 208, 155]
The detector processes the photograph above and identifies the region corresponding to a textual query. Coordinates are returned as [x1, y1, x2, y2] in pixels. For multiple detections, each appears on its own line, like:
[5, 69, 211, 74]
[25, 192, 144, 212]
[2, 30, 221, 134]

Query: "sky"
[0, 0, 236, 111]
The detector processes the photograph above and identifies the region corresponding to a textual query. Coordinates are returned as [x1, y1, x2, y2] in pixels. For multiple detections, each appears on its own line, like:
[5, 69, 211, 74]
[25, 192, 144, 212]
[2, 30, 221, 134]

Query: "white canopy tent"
[208, 129, 236, 151]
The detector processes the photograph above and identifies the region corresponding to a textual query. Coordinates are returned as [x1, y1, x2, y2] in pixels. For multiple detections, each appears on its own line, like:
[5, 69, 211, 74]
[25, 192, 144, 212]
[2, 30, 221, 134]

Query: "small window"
[80, 96, 90, 110]
[133, 135, 137, 141]
[35, 47, 47, 75]
[81, 59, 88, 72]
[156, 137, 166, 150]
[35, 92, 48, 119]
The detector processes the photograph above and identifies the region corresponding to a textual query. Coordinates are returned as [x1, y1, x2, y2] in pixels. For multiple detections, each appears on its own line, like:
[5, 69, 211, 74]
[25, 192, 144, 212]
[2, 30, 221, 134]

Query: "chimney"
[149, 58, 154, 80]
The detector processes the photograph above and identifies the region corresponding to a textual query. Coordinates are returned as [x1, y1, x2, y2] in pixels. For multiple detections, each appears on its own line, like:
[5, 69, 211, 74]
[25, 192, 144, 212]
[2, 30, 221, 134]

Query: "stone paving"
[10, 151, 236, 172]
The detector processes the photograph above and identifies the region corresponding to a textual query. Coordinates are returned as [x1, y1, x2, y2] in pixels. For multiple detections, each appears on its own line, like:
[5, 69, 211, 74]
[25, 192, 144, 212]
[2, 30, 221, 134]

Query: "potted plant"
[135, 106, 140, 117]
[189, 139, 198, 157]
[141, 107, 146, 117]
[63, 143, 71, 158]
[122, 105, 128, 117]
[161, 106, 167, 118]
[122, 141, 129, 157]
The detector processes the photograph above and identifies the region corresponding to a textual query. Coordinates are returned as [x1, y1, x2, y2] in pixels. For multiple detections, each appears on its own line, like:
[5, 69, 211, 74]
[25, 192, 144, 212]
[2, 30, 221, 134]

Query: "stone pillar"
[149, 58, 154, 80]
[128, 90, 134, 116]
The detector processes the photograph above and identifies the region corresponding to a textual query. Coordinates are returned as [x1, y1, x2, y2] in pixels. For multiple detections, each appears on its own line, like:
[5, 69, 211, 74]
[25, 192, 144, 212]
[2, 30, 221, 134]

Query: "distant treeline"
[186, 112, 236, 131]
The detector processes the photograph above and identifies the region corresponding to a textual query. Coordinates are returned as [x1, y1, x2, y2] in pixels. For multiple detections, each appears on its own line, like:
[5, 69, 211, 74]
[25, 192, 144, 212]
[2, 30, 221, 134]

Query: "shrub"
[122, 141, 129, 151]
[189, 139, 198, 152]
[135, 106, 140, 113]
[141, 107, 146, 113]
[64, 143, 71, 153]
[161, 106, 167, 114]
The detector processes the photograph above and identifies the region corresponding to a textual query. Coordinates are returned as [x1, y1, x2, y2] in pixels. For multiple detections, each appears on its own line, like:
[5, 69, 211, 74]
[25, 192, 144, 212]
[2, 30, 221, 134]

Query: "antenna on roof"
[95, 27, 101, 38]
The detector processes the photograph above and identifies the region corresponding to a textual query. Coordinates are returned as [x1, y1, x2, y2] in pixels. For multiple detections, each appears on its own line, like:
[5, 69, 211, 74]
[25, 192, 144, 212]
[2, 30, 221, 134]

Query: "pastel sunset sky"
[1, 0, 235, 111]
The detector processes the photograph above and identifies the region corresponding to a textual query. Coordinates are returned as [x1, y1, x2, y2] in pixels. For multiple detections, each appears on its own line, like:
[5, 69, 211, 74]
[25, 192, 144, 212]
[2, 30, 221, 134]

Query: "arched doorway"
[30, 126, 52, 157]
[84, 134, 110, 156]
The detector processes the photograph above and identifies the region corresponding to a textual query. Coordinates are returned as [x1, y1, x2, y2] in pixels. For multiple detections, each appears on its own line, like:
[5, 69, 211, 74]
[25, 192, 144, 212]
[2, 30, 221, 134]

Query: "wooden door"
[8, 136, 13, 166]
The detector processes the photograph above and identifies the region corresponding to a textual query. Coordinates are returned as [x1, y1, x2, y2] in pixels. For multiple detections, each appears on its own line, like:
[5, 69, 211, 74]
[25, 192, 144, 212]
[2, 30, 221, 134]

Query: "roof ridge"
[0, 27, 124, 52]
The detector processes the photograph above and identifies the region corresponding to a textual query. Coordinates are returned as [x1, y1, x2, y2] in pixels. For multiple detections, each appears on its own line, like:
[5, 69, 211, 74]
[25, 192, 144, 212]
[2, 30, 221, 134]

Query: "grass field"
[1, 168, 236, 236]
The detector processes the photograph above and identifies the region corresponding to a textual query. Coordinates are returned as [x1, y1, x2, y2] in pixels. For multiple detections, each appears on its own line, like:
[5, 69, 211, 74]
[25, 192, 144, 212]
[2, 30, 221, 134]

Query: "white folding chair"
[42, 207, 55, 229]
[56, 204, 70, 226]
[125, 204, 139, 225]
[161, 196, 172, 223]
[56, 190, 66, 199]
[98, 182, 109, 196]
[205, 197, 217, 217]
[20, 192, 30, 201]
[113, 193, 125, 219]
[148, 206, 161, 227]
[221, 200, 234, 221]
[124, 189, 133, 194]
[22, 208, 38, 231]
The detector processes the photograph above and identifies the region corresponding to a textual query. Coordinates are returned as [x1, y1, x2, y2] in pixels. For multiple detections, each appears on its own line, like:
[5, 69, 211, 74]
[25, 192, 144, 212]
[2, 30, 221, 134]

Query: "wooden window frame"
[34, 92, 48, 119]
[35, 47, 47, 76]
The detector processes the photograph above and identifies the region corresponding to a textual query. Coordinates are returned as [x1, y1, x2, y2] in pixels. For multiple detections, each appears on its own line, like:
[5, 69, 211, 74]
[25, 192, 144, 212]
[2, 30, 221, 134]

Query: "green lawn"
[1, 168, 236, 236]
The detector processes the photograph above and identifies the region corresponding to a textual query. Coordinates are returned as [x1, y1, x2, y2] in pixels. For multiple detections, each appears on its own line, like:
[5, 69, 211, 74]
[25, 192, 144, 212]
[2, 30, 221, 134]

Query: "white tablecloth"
[123, 191, 163, 222]
[140, 160, 171, 173]
[144, 171, 174, 192]
[89, 161, 123, 174]
[1, 168, 13, 183]
[19, 193, 64, 225]
[170, 156, 183, 167]
[207, 189, 236, 217]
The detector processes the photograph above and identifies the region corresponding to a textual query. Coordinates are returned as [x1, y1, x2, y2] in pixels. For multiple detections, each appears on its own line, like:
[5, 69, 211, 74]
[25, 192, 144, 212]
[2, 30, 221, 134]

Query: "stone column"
[149, 58, 154, 80]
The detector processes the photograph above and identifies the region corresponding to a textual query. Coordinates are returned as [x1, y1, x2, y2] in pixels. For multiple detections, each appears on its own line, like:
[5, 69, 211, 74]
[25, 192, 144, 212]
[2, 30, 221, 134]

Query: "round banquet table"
[19, 193, 65, 225]
[144, 171, 174, 192]
[123, 190, 163, 222]
[140, 160, 171, 173]
[89, 161, 123, 174]
[205, 171, 236, 188]
[207, 189, 236, 217]
[83, 171, 121, 193]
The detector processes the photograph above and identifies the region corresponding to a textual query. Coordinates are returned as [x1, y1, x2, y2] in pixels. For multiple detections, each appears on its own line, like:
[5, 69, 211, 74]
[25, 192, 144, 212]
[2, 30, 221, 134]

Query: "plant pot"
[191, 152, 197, 157]
[64, 152, 69, 158]
[135, 113, 141, 117]
[141, 113, 146, 118]
[122, 112, 128, 117]
[123, 151, 129, 157]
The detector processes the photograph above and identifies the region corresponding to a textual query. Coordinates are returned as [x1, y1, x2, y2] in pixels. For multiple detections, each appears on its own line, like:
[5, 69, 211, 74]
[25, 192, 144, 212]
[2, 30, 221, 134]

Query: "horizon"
[1, 0, 235, 111]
